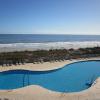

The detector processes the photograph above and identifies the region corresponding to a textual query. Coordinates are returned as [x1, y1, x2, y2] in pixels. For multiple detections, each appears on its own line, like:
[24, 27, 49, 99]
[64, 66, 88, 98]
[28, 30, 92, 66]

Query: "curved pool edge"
[0, 77, 100, 100]
[0, 57, 100, 100]
[0, 57, 100, 73]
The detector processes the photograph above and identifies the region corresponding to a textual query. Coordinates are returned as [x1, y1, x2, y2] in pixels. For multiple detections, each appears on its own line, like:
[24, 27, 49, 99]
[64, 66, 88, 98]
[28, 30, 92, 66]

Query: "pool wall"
[0, 58, 100, 100]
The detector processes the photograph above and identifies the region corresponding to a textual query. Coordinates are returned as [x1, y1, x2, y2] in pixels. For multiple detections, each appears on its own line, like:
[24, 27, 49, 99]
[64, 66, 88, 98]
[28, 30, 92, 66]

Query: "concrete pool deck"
[0, 57, 100, 100]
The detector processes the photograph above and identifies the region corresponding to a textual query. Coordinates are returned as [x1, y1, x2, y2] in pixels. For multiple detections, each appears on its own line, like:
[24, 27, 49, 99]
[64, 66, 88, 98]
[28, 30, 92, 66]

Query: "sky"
[0, 0, 100, 35]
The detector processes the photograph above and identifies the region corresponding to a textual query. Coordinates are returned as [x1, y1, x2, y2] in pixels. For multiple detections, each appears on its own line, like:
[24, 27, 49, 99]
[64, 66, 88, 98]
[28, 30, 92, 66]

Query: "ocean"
[0, 34, 100, 52]
[0, 34, 100, 43]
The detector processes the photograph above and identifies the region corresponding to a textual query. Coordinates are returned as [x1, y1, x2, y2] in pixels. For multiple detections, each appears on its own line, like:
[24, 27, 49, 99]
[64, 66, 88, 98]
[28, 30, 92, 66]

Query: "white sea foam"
[0, 41, 100, 52]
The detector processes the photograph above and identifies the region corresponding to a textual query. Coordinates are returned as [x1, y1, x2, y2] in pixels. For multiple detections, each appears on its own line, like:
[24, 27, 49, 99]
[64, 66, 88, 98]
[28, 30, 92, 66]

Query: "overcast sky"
[0, 0, 100, 35]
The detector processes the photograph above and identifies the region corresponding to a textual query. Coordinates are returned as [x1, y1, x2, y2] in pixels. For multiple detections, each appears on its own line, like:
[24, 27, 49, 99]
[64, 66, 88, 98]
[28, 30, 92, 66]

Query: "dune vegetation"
[0, 47, 100, 66]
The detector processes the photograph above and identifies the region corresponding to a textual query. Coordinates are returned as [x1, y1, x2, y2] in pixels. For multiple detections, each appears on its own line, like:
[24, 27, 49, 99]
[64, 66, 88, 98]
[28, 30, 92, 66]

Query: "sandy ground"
[0, 57, 100, 72]
[0, 57, 100, 100]
[0, 60, 71, 72]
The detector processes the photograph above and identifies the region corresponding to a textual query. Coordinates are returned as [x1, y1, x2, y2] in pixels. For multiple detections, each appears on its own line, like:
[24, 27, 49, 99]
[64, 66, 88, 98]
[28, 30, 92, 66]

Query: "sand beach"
[0, 41, 100, 52]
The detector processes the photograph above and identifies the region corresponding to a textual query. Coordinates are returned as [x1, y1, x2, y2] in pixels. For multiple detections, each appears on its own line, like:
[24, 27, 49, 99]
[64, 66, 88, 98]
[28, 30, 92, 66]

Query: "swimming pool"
[0, 61, 100, 92]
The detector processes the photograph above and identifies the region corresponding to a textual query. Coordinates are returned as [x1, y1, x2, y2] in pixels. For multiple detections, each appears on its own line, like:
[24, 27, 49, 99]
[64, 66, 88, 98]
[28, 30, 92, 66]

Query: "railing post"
[23, 74, 25, 87]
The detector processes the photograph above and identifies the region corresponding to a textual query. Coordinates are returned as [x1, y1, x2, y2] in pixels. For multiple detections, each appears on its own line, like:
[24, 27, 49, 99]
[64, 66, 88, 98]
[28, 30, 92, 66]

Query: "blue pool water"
[0, 61, 100, 92]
